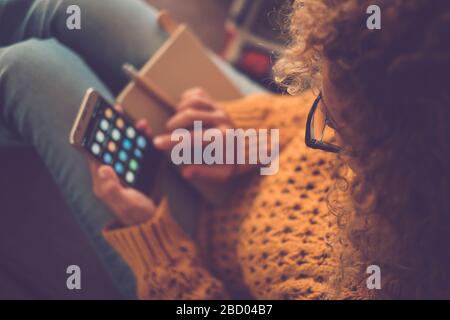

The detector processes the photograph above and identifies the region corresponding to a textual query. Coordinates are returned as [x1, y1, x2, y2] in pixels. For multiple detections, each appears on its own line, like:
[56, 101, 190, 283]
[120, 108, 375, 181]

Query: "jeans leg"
[1, 0, 169, 94]
[0, 38, 136, 298]
[0, 0, 266, 297]
[0, 0, 265, 95]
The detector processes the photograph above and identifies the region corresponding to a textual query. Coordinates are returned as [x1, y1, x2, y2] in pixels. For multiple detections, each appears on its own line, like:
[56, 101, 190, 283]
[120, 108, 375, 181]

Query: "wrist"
[117, 209, 154, 227]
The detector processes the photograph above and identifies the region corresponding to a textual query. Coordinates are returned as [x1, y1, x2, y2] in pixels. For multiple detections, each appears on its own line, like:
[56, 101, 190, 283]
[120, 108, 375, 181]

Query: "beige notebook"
[118, 25, 242, 133]
[117, 25, 242, 206]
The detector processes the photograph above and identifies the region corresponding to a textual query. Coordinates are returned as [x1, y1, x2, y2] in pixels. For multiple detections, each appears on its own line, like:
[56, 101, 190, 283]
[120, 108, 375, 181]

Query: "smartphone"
[70, 88, 161, 194]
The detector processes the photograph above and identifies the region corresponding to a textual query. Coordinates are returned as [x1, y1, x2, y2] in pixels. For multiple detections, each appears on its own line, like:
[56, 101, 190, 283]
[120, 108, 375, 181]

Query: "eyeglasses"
[305, 93, 341, 153]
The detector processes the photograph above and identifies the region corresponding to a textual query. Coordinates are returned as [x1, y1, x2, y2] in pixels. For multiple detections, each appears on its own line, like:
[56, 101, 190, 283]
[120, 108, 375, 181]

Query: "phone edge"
[69, 88, 98, 146]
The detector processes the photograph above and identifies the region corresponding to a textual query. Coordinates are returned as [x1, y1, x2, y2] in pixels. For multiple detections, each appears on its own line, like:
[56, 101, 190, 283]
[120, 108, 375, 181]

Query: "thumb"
[96, 166, 155, 226]
[96, 166, 126, 207]
[98, 165, 120, 184]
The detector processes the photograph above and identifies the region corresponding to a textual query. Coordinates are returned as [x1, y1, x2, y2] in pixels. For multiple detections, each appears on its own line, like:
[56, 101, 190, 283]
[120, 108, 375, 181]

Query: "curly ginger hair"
[275, 0, 450, 299]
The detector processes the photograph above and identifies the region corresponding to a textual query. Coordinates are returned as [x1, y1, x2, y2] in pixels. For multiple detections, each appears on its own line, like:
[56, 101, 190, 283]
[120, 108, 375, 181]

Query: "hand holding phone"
[70, 89, 162, 195]
[70, 89, 163, 225]
[89, 159, 156, 226]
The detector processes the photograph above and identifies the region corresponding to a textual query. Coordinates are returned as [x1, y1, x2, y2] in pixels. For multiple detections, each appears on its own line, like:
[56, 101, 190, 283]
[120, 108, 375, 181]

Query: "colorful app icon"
[114, 162, 125, 175]
[129, 159, 139, 171]
[116, 118, 125, 129]
[100, 119, 109, 131]
[103, 152, 113, 164]
[134, 148, 142, 159]
[126, 127, 136, 139]
[125, 171, 135, 184]
[122, 138, 132, 150]
[105, 108, 113, 119]
[137, 135, 147, 149]
[118, 150, 128, 162]
[91, 143, 101, 155]
[111, 128, 121, 141]
[96, 130, 105, 143]
[108, 141, 117, 153]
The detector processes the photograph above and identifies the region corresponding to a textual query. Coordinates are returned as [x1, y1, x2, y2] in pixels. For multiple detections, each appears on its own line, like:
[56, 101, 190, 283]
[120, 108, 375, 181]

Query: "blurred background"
[0, 0, 290, 299]
[148, 0, 290, 90]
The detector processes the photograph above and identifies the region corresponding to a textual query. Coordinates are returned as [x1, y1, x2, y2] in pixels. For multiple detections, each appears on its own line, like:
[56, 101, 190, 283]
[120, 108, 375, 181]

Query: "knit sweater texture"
[103, 92, 367, 300]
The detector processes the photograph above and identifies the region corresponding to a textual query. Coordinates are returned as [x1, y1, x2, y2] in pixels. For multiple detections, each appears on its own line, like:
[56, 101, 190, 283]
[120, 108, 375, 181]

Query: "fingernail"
[153, 136, 163, 146]
[98, 167, 109, 179]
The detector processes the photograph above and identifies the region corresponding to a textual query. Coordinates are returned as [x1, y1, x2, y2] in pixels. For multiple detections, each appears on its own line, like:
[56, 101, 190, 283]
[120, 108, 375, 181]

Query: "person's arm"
[102, 199, 229, 300]
[89, 117, 229, 299]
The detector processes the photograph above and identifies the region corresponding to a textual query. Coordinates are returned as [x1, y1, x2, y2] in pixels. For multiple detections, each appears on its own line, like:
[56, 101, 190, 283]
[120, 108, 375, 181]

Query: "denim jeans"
[0, 0, 264, 298]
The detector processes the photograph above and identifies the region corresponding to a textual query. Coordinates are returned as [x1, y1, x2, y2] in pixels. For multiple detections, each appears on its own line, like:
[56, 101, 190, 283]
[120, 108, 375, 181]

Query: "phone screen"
[82, 96, 160, 193]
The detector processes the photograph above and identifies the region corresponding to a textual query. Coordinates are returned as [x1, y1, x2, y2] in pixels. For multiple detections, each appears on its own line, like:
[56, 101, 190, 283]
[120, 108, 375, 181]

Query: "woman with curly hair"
[88, 0, 450, 299]
[2, 0, 449, 299]
[273, 0, 450, 298]
[89, 0, 450, 299]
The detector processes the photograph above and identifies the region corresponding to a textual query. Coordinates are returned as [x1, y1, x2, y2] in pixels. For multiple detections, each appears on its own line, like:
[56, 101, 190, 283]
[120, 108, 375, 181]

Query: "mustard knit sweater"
[103, 92, 367, 300]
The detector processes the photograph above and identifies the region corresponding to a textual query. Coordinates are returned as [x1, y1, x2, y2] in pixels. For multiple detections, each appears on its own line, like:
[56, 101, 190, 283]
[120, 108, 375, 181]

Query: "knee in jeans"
[0, 38, 89, 123]
[0, 38, 67, 76]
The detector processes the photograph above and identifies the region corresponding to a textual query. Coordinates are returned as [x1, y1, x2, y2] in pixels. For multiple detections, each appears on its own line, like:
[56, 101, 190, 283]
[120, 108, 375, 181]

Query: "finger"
[182, 165, 234, 182]
[89, 159, 101, 194]
[95, 166, 156, 225]
[135, 119, 152, 138]
[153, 127, 225, 151]
[153, 132, 204, 151]
[178, 95, 215, 112]
[181, 87, 209, 101]
[95, 166, 122, 198]
[166, 109, 227, 131]
[152, 133, 174, 151]
[114, 104, 124, 113]
[88, 159, 100, 174]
